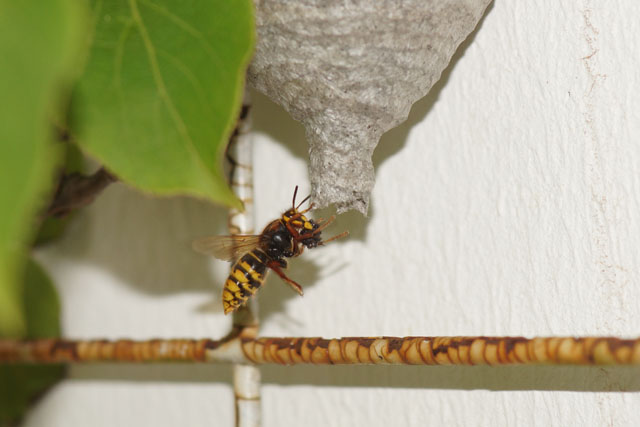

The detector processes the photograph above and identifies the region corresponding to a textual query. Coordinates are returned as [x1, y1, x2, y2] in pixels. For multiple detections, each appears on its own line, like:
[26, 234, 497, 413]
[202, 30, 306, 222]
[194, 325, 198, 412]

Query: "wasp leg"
[284, 220, 300, 238]
[319, 230, 349, 245]
[268, 261, 304, 296]
[294, 215, 337, 243]
[310, 215, 336, 234]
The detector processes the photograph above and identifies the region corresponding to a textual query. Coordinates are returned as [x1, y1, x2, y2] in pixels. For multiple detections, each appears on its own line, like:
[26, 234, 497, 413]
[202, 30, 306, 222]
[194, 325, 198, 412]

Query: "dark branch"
[46, 167, 117, 218]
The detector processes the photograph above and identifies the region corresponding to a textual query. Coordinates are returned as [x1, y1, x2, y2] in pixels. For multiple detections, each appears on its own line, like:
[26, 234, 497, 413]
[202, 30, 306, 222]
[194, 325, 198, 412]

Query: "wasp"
[193, 187, 348, 314]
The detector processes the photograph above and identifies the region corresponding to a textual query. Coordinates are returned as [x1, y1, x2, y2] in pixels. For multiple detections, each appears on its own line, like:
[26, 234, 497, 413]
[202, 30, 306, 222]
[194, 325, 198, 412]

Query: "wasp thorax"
[265, 224, 294, 259]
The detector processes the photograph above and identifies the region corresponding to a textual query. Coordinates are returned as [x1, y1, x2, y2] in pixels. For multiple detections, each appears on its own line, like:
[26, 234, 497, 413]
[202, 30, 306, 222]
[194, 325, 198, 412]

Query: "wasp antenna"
[319, 230, 349, 245]
[296, 194, 311, 210]
[292, 185, 299, 210]
[298, 202, 315, 215]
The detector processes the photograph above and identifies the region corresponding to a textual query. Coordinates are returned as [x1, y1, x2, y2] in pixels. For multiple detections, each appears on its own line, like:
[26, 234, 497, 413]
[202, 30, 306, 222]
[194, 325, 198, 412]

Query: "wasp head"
[282, 186, 316, 232]
[284, 185, 345, 249]
[299, 220, 323, 249]
[282, 208, 315, 232]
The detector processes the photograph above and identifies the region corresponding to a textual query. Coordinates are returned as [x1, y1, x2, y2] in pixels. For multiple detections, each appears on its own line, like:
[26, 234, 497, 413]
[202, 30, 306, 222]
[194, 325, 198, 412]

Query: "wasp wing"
[192, 235, 264, 261]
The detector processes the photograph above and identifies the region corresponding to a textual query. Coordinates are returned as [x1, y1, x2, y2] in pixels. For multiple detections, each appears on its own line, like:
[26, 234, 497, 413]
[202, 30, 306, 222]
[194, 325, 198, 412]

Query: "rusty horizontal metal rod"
[1, 336, 639, 366]
[0, 338, 238, 364]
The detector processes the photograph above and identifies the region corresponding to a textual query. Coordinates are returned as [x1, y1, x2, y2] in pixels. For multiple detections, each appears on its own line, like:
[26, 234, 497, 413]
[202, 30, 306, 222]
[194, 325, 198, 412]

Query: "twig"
[225, 104, 252, 187]
[46, 167, 116, 217]
[1, 336, 638, 365]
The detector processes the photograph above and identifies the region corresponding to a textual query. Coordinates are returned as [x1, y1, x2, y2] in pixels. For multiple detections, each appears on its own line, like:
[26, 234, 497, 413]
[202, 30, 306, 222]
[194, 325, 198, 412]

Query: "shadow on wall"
[71, 363, 640, 392]
[43, 170, 354, 316]
[70, 363, 233, 384]
[262, 363, 640, 391]
[258, 248, 351, 322]
[250, 88, 309, 161]
[258, 256, 321, 322]
[45, 182, 230, 301]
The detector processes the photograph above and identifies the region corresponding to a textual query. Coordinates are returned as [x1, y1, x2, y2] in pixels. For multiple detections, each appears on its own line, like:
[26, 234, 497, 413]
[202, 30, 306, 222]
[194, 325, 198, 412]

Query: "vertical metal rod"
[226, 93, 261, 427]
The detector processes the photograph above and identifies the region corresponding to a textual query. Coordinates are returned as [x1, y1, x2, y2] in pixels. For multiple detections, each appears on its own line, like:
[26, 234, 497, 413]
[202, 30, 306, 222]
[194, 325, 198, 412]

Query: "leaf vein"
[156, 49, 212, 117]
[127, 0, 212, 177]
[138, 0, 223, 69]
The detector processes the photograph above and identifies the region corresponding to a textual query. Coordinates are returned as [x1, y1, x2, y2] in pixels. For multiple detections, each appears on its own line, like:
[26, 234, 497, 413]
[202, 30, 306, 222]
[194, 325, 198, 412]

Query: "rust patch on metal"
[607, 338, 634, 352]
[315, 338, 330, 349]
[267, 337, 293, 350]
[504, 337, 528, 354]
[51, 339, 78, 360]
[293, 338, 304, 355]
[203, 339, 221, 350]
[386, 337, 403, 352]
[346, 337, 375, 348]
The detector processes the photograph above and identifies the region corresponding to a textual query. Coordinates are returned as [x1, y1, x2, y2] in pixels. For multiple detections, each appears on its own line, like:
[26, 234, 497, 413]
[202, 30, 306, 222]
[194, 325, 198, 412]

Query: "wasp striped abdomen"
[222, 249, 269, 314]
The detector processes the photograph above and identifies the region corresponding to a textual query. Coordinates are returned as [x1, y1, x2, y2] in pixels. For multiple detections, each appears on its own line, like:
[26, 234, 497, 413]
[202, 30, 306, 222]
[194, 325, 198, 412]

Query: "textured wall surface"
[27, 1, 640, 426]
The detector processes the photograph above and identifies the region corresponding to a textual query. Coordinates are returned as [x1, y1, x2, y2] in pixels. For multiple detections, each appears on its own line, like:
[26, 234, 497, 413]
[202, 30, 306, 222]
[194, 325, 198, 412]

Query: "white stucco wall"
[26, 1, 640, 425]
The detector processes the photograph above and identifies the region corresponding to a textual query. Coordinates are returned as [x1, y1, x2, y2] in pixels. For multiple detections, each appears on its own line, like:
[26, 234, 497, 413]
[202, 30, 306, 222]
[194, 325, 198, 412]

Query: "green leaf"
[22, 260, 62, 338]
[72, 0, 255, 209]
[0, 259, 65, 425]
[0, 0, 86, 337]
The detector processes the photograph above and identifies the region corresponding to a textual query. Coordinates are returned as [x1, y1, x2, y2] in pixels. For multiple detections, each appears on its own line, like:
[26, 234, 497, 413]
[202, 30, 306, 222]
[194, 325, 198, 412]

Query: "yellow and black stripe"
[222, 249, 268, 314]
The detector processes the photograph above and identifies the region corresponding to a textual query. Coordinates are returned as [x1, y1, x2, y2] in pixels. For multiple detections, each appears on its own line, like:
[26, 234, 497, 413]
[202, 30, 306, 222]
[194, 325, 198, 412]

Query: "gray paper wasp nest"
[248, 0, 492, 214]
